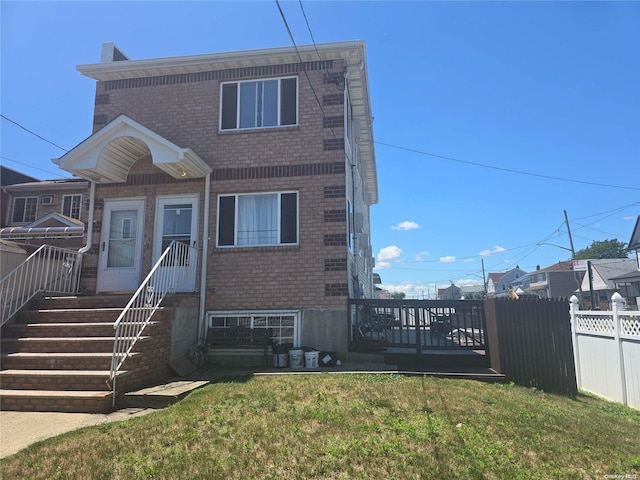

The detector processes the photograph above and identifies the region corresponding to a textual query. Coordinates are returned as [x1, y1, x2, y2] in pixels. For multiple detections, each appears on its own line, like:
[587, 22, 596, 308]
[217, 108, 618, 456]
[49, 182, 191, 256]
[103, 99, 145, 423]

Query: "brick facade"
[80, 55, 359, 312]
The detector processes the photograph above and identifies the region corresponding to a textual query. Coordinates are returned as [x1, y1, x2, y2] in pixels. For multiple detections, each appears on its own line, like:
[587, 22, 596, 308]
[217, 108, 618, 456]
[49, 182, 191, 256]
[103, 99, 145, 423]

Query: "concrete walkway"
[0, 407, 157, 458]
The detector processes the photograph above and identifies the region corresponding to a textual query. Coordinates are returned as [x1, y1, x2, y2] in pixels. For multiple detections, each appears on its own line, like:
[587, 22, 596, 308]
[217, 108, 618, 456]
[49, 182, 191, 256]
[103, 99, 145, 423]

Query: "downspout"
[198, 172, 211, 340]
[79, 181, 96, 254]
[75, 181, 95, 294]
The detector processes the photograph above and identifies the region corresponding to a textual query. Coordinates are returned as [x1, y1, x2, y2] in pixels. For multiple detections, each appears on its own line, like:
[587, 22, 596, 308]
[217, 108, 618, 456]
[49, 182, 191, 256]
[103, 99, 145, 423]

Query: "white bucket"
[289, 349, 304, 369]
[304, 350, 319, 368]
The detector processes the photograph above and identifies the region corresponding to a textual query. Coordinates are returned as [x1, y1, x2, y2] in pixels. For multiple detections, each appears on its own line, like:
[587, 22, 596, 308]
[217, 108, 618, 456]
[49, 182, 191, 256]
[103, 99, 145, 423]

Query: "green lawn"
[2, 374, 639, 479]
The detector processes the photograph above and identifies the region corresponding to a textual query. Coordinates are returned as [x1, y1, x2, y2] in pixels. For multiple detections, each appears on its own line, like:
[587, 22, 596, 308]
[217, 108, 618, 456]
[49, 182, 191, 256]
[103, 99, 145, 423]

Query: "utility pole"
[481, 258, 488, 298]
[564, 210, 585, 307]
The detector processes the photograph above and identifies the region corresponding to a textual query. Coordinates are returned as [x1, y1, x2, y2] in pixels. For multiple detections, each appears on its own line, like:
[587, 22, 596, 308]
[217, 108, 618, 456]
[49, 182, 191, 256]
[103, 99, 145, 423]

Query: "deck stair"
[0, 295, 158, 413]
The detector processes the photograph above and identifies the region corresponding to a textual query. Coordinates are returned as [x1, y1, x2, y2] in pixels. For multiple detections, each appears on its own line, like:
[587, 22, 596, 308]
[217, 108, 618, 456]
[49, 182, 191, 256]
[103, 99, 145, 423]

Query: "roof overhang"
[3, 179, 88, 194]
[52, 115, 212, 183]
[628, 216, 640, 251]
[77, 41, 377, 202]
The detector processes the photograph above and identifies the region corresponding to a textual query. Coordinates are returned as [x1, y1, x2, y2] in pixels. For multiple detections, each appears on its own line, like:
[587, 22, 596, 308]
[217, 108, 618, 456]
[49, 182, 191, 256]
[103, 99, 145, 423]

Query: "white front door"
[97, 199, 145, 293]
[154, 196, 199, 292]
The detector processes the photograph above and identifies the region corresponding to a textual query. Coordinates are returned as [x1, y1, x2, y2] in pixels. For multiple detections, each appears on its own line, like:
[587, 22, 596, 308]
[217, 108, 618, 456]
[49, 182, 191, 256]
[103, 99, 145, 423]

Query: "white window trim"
[11, 196, 38, 224]
[207, 310, 301, 347]
[219, 76, 299, 132]
[40, 195, 55, 205]
[216, 190, 299, 248]
[61, 194, 83, 220]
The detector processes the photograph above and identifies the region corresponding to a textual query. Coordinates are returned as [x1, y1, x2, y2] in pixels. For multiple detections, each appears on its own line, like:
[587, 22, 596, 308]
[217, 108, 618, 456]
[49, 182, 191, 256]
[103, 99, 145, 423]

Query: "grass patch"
[2, 374, 639, 479]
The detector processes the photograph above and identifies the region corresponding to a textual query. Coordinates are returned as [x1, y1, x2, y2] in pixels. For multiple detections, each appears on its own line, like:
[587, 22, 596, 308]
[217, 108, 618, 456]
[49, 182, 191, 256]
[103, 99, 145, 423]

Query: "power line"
[1, 114, 68, 152]
[0, 156, 70, 180]
[297, 0, 336, 84]
[375, 140, 640, 191]
[298, 0, 323, 64]
[571, 202, 640, 221]
[274, 0, 340, 140]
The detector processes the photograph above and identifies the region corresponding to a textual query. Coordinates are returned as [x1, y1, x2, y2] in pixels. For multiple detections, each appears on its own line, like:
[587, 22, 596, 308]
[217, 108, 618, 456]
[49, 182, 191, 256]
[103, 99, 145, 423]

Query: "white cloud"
[392, 221, 422, 231]
[624, 216, 635, 221]
[376, 245, 402, 268]
[479, 245, 506, 256]
[416, 251, 430, 261]
[464, 258, 475, 263]
[380, 282, 431, 299]
[440, 256, 456, 263]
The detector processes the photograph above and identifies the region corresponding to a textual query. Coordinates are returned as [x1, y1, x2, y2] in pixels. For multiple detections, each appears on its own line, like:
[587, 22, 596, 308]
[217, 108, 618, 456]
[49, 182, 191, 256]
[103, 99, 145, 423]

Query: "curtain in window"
[237, 194, 277, 245]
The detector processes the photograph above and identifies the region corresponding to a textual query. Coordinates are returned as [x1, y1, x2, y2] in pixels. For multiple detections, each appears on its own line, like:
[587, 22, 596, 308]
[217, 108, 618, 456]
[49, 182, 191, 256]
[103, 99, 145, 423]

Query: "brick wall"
[83, 57, 351, 310]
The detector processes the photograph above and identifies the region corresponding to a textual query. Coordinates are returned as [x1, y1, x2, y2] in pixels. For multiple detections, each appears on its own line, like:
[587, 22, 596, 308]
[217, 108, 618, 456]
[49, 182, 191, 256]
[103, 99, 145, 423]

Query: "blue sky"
[2, 1, 639, 298]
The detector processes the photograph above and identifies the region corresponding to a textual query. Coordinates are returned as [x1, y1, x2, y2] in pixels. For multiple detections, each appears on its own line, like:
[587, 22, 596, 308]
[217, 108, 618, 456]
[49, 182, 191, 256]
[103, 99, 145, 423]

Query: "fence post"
[611, 292, 628, 406]
[569, 295, 582, 390]
[414, 307, 422, 355]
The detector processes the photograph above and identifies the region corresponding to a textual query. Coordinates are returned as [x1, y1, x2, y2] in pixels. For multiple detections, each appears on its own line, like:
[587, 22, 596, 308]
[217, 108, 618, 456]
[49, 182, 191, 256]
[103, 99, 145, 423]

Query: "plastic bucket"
[304, 350, 319, 368]
[289, 349, 304, 369]
[273, 353, 289, 368]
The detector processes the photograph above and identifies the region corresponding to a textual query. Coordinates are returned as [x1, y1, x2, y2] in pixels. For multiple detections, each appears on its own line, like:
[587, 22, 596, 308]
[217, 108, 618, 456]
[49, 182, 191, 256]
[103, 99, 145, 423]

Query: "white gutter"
[198, 172, 211, 339]
[79, 182, 96, 254]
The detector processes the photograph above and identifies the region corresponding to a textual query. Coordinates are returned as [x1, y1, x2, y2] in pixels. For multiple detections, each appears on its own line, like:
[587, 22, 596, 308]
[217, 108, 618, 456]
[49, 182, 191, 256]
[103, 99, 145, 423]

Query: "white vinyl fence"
[570, 293, 640, 409]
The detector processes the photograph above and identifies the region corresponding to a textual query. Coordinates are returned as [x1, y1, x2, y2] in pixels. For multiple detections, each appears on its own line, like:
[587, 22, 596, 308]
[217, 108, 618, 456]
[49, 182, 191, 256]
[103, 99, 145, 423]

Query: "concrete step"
[4, 323, 117, 338]
[0, 369, 127, 391]
[122, 380, 210, 408]
[16, 308, 123, 324]
[0, 352, 136, 370]
[0, 389, 114, 413]
[29, 295, 132, 310]
[1, 336, 150, 354]
[385, 349, 490, 368]
[4, 321, 161, 338]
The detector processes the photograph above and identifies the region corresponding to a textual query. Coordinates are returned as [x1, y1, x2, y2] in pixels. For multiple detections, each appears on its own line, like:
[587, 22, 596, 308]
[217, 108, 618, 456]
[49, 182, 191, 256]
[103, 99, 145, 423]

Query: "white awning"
[53, 114, 212, 184]
[0, 226, 84, 238]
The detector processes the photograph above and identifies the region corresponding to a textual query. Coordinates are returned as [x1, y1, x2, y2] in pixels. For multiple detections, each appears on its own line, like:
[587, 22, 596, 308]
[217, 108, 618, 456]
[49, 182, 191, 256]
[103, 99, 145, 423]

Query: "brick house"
[52, 41, 378, 361]
[1, 177, 89, 249]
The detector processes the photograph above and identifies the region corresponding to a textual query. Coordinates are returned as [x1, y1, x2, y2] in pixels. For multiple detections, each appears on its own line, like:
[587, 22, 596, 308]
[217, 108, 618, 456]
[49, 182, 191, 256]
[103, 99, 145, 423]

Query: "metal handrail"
[0, 244, 83, 326]
[108, 240, 198, 405]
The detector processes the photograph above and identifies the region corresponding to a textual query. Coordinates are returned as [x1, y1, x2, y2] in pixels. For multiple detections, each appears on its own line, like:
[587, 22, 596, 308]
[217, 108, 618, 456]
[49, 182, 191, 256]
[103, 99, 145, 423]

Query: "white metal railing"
[0, 245, 83, 326]
[109, 240, 198, 404]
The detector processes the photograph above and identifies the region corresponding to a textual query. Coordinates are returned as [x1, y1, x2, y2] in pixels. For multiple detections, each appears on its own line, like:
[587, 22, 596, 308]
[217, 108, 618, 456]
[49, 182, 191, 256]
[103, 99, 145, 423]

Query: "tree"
[390, 292, 406, 300]
[574, 239, 628, 260]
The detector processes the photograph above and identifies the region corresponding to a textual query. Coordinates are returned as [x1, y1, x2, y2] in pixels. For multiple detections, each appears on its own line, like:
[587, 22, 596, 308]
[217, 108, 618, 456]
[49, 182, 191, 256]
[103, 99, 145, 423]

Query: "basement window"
[207, 311, 299, 346]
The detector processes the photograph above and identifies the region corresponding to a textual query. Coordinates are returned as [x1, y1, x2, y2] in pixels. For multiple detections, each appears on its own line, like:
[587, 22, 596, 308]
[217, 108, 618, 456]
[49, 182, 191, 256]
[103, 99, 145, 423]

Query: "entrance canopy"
[53, 115, 211, 183]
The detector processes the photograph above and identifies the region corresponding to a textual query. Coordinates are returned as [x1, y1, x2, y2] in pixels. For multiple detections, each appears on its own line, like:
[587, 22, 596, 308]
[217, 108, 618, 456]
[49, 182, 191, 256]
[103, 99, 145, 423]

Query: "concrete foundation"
[299, 308, 349, 361]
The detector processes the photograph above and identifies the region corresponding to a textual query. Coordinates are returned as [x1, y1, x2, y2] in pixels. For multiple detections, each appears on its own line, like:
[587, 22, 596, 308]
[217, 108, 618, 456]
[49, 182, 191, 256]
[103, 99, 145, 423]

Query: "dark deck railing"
[349, 299, 487, 352]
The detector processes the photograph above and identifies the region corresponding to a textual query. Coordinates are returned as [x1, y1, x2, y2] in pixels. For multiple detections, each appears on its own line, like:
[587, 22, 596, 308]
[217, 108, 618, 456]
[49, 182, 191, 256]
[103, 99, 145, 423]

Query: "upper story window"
[12, 197, 38, 223]
[220, 77, 297, 131]
[62, 194, 82, 220]
[217, 191, 298, 247]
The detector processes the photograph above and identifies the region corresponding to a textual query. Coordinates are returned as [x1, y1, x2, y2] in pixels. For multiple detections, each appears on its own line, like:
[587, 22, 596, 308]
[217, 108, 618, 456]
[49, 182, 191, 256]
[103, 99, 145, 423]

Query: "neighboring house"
[527, 261, 584, 299]
[576, 258, 638, 309]
[486, 272, 502, 297]
[0, 166, 38, 227]
[490, 266, 528, 297]
[610, 216, 640, 307]
[460, 284, 485, 299]
[438, 284, 461, 300]
[50, 41, 377, 359]
[1, 178, 90, 248]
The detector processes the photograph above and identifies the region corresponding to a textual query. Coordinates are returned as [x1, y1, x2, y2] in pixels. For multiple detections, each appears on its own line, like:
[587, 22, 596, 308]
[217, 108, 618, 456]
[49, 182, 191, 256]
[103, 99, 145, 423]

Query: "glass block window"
[207, 311, 299, 346]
